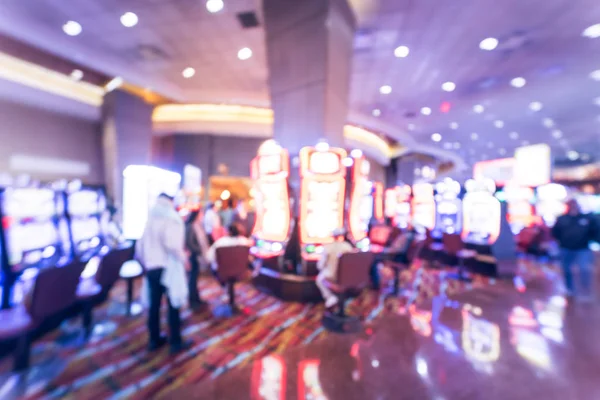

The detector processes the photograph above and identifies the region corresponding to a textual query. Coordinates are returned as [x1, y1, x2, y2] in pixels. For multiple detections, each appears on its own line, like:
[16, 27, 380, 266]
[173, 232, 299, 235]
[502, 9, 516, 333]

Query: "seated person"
[315, 228, 354, 310]
[206, 223, 253, 271]
[370, 224, 416, 290]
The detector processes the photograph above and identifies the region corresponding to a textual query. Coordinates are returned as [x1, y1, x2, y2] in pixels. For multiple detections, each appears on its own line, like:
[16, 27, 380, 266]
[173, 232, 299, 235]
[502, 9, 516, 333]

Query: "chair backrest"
[442, 233, 464, 256]
[336, 251, 374, 292]
[216, 245, 250, 282]
[95, 245, 135, 290]
[28, 259, 86, 320]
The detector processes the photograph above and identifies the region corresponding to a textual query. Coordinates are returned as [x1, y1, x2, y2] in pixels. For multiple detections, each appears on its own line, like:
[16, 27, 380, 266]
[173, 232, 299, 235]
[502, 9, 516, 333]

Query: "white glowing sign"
[515, 144, 551, 187]
[309, 152, 340, 174]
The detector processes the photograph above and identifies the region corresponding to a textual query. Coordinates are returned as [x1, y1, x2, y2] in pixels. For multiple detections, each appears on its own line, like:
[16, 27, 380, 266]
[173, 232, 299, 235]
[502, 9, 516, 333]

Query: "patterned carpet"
[0, 257, 562, 399]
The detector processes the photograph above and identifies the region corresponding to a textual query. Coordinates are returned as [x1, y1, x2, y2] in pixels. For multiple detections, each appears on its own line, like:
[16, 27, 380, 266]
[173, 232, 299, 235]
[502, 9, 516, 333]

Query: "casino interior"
[0, 0, 600, 399]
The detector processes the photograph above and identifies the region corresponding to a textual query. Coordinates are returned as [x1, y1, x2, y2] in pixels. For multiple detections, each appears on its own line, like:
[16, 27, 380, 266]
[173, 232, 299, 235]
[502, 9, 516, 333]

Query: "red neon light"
[440, 101, 451, 113]
[299, 146, 347, 245]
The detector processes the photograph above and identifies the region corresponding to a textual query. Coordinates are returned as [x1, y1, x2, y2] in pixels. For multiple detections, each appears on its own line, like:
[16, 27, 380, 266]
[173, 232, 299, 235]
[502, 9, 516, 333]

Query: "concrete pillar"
[263, 0, 356, 154]
[102, 90, 153, 207]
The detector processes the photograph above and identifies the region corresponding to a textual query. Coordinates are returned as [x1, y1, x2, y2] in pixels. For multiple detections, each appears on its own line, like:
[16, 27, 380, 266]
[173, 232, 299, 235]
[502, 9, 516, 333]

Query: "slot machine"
[384, 188, 397, 220]
[461, 179, 501, 246]
[394, 185, 412, 229]
[434, 178, 462, 234]
[348, 154, 373, 245]
[411, 183, 436, 232]
[503, 183, 536, 233]
[250, 140, 292, 260]
[0, 187, 72, 308]
[66, 186, 108, 259]
[373, 182, 384, 222]
[536, 183, 568, 227]
[299, 143, 346, 261]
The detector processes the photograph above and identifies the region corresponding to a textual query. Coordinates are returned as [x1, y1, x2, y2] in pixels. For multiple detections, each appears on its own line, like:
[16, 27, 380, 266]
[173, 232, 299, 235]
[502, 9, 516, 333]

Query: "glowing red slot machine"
[348, 155, 372, 244]
[250, 140, 292, 258]
[412, 183, 436, 231]
[299, 143, 346, 260]
[503, 183, 536, 234]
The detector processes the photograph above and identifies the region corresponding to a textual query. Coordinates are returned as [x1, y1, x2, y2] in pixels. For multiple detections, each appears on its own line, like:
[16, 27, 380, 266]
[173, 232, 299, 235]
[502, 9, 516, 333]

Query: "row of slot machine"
[0, 183, 108, 308]
[250, 141, 384, 268]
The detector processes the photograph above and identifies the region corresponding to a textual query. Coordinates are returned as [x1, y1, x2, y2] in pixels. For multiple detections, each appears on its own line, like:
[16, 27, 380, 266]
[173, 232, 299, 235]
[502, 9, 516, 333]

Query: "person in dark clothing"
[232, 199, 254, 237]
[552, 199, 598, 300]
[185, 209, 211, 311]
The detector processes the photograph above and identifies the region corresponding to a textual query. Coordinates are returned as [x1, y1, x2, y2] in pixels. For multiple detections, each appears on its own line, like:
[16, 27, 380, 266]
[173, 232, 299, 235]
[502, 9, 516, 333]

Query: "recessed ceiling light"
[63, 21, 82, 36]
[120, 12, 138, 27]
[521, 140, 530, 146]
[542, 118, 554, 128]
[470, 132, 479, 140]
[494, 120, 504, 128]
[551, 129, 563, 139]
[590, 70, 600, 81]
[372, 109, 381, 117]
[510, 77, 526, 88]
[567, 150, 579, 160]
[431, 133, 442, 142]
[206, 0, 224, 13]
[450, 122, 459, 130]
[443, 142, 453, 149]
[421, 107, 432, 115]
[582, 24, 600, 39]
[473, 104, 485, 113]
[499, 148, 507, 155]
[394, 45, 410, 58]
[453, 142, 461, 149]
[379, 85, 392, 95]
[182, 67, 195, 78]
[529, 101, 543, 112]
[70, 69, 83, 81]
[487, 142, 494, 148]
[479, 37, 498, 51]
[509, 131, 519, 140]
[238, 47, 253, 60]
[441, 81, 456, 92]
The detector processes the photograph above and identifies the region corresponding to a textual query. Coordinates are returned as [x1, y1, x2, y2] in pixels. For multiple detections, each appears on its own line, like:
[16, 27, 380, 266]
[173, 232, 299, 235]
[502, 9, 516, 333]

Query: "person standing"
[552, 199, 599, 301]
[203, 203, 219, 244]
[220, 198, 235, 229]
[136, 193, 192, 353]
[185, 208, 211, 311]
[316, 228, 354, 309]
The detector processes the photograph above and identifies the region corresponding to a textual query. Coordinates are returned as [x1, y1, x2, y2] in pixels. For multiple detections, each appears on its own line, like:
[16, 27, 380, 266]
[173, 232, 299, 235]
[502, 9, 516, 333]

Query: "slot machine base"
[253, 268, 323, 303]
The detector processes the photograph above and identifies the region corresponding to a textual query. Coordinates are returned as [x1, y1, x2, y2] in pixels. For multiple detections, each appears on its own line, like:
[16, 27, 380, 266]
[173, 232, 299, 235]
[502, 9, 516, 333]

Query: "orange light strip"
[374, 182, 384, 221]
[299, 146, 347, 245]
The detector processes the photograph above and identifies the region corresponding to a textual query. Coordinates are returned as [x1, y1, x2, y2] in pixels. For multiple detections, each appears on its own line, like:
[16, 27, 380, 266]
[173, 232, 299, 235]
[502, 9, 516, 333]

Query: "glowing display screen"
[68, 190, 102, 216]
[462, 193, 501, 244]
[309, 152, 340, 174]
[258, 154, 282, 175]
[305, 180, 343, 239]
[412, 183, 435, 230]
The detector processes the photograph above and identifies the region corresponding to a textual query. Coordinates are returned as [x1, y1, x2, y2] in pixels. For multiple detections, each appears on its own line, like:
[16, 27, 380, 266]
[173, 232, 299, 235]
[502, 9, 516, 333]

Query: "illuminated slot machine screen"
[68, 189, 106, 255]
[300, 146, 346, 258]
[1, 188, 70, 273]
[349, 156, 372, 243]
[435, 178, 462, 234]
[251, 141, 291, 256]
[384, 188, 398, 219]
[503, 184, 535, 233]
[411, 183, 436, 231]
[536, 183, 568, 227]
[394, 185, 412, 228]
[461, 179, 501, 245]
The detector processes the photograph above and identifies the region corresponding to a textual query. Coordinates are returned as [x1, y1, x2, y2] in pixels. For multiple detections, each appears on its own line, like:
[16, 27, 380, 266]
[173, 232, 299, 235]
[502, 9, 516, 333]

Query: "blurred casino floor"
[0, 259, 598, 399]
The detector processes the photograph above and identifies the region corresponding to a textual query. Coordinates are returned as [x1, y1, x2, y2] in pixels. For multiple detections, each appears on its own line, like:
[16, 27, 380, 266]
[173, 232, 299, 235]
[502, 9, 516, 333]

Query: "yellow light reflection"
[461, 310, 500, 364]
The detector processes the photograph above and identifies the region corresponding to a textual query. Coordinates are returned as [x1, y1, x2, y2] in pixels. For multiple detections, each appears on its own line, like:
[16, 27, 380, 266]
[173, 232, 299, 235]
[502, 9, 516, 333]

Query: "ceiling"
[1, 0, 600, 172]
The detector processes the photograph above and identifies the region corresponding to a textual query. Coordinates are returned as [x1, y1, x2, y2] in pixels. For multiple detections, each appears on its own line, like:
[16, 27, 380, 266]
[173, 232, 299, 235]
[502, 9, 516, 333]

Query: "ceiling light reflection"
[479, 37, 498, 51]
[394, 45, 410, 58]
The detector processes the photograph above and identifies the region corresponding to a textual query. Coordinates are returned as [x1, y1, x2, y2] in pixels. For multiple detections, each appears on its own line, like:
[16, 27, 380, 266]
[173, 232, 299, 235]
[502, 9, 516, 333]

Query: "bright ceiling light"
[431, 133, 442, 142]
[590, 70, 600, 81]
[509, 131, 519, 140]
[182, 67, 195, 78]
[350, 149, 363, 158]
[542, 118, 554, 128]
[529, 101, 543, 112]
[379, 85, 392, 94]
[238, 47, 253, 60]
[120, 12, 138, 27]
[450, 122, 459, 130]
[394, 45, 410, 58]
[70, 69, 84, 81]
[510, 77, 526, 88]
[479, 37, 498, 51]
[552, 129, 563, 139]
[470, 132, 479, 140]
[206, 0, 224, 13]
[421, 106, 432, 115]
[582, 24, 600, 39]
[494, 120, 504, 128]
[372, 109, 381, 117]
[63, 21, 82, 36]
[567, 150, 579, 160]
[473, 104, 485, 113]
[442, 81, 456, 92]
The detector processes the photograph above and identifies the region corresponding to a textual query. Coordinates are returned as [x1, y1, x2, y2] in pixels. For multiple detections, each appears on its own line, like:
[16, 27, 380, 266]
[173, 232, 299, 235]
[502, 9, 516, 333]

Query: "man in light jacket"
[136, 193, 192, 354]
[316, 228, 354, 310]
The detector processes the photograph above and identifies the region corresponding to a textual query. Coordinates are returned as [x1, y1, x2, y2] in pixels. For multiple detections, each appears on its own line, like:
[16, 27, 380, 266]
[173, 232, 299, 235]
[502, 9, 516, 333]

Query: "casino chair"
[214, 245, 251, 318]
[321, 251, 375, 333]
[385, 240, 425, 296]
[0, 260, 85, 370]
[442, 233, 476, 281]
